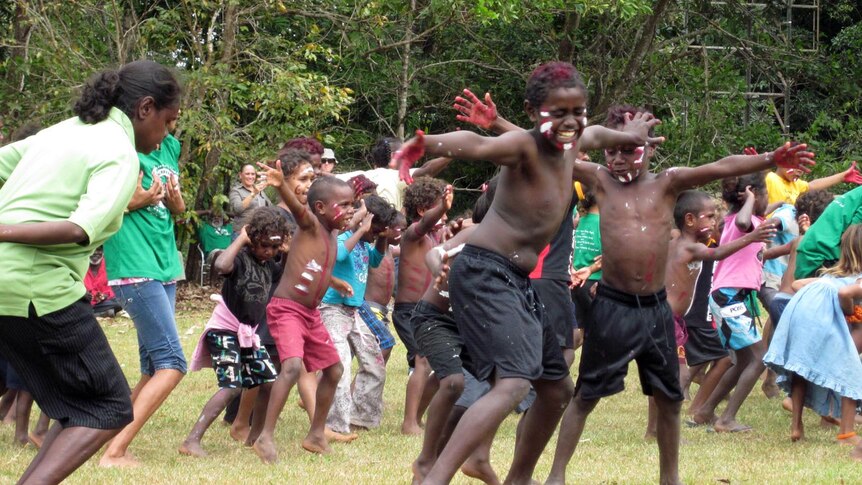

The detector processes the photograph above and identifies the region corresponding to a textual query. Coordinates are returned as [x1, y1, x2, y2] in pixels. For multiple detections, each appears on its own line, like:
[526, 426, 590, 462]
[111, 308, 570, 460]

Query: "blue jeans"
[113, 281, 187, 375]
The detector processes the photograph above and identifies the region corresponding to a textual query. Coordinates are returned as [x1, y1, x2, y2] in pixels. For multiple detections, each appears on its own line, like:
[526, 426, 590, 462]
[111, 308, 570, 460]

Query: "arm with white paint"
[257, 160, 317, 230]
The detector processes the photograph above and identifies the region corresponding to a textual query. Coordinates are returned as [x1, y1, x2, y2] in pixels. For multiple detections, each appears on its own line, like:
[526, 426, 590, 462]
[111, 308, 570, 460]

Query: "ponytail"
[73, 60, 181, 125]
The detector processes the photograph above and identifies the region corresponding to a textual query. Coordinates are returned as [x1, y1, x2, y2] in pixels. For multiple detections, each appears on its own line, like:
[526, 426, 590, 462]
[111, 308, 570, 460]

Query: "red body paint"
[395, 130, 426, 185]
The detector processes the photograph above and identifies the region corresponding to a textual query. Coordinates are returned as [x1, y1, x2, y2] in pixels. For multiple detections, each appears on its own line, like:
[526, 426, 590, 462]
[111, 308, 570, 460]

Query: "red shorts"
[266, 297, 340, 372]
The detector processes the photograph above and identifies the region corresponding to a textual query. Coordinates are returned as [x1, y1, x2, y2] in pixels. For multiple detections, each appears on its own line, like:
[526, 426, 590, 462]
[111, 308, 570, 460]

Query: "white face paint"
[540, 121, 553, 134]
[539, 111, 551, 117]
[302, 167, 314, 175]
[563, 143, 573, 151]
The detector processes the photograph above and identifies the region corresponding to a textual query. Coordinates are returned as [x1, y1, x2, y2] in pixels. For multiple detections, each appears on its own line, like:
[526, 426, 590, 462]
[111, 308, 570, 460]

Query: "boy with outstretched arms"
[643, 191, 775, 439]
[395, 63, 660, 484]
[394, 178, 453, 435]
[252, 163, 355, 462]
[545, 105, 814, 485]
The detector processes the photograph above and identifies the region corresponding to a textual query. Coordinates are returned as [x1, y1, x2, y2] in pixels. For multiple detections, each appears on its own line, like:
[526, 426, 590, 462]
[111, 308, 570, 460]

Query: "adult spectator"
[321, 147, 338, 175]
[229, 164, 271, 233]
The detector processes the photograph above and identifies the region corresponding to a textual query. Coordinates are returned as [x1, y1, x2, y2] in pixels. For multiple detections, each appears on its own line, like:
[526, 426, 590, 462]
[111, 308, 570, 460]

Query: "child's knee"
[441, 374, 465, 398]
[280, 360, 303, 380]
[323, 362, 344, 382]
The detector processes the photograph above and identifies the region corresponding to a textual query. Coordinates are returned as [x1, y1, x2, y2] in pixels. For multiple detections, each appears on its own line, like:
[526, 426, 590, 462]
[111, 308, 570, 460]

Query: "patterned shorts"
[205, 330, 277, 389]
[357, 301, 397, 350]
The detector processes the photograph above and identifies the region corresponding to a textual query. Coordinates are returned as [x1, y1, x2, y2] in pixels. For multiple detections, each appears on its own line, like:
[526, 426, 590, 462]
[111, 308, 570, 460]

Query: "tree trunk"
[395, 0, 417, 139]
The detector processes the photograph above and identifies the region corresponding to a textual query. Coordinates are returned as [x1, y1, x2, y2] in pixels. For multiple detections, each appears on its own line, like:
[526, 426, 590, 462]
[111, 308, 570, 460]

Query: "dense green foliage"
[2, 1, 861, 273]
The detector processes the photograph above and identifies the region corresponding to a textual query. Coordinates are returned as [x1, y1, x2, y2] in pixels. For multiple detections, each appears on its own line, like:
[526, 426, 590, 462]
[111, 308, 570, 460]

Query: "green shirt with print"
[573, 212, 602, 281]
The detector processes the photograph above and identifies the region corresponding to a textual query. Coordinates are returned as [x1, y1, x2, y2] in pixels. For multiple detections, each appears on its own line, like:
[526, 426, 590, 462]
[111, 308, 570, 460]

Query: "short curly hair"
[604, 104, 655, 137]
[525, 61, 586, 109]
[278, 148, 313, 178]
[245, 206, 290, 245]
[721, 172, 766, 214]
[404, 176, 447, 222]
[278, 137, 324, 158]
[370, 137, 402, 168]
[795, 189, 834, 224]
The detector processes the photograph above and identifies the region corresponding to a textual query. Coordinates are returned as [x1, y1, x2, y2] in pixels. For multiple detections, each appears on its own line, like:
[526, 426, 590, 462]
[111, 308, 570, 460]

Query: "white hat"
[322, 148, 337, 162]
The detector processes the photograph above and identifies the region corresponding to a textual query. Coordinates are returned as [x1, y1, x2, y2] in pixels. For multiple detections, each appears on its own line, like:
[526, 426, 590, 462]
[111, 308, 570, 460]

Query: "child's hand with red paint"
[743, 146, 759, 156]
[843, 161, 862, 185]
[453, 89, 498, 130]
[768, 142, 816, 173]
[257, 160, 284, 187]
[394, 130, 426, 185]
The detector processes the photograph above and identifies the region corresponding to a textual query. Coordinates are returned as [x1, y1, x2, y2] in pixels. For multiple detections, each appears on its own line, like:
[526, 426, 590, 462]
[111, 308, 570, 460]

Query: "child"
[762, 148, 860, 205]
[395, 63, 663, 484]
[394, 177, 453, 435]
[319, 194, 396, 435]
[180, 207, 287, 457]
[543, 106, 812, 484]
[85, 247, 123, 318]
[764, 224, 862, 450]
[252, 166, 354, 462]
[688, 173, 780, 432]
[645, 190, 775, 438]
[570, 183, 602, 349]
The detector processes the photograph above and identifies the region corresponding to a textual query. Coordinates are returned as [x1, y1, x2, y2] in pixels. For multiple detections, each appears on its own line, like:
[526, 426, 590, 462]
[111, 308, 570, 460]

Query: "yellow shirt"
[766, 171, 809, 205]
[0, 108, 139, 317]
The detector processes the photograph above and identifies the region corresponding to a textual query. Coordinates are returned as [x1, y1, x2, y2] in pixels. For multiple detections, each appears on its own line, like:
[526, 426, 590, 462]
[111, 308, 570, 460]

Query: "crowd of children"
[4, 58, 862, 485]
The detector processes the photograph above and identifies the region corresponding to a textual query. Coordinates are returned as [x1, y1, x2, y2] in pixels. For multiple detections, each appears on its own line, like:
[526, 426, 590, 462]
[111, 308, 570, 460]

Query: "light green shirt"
[0, 108, 139, 317]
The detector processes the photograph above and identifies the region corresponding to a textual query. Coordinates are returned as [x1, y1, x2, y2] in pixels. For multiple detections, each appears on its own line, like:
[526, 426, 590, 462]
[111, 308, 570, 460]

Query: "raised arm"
[341, 213, 373, 255]
[667, 142, 816, 191]
[412, 157, 453, 179]
[214, 226, 249, 275]
[577, 112, 664, 151]
[257, 161, 316, 230]
[453, 88, 521, 134]
[690, 221, 776, 261]
[406, 185, 453, 240]
[809, 161, 862, 191]
[394, 129, 529, 179]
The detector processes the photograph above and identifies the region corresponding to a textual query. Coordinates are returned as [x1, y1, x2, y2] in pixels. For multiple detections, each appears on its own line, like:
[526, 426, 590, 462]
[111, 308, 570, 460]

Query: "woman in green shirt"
[0, 60, 180, 484]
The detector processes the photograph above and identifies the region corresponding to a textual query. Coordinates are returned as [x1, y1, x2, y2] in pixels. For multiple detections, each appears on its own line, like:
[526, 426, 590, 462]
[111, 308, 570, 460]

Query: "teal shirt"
[322, 231, 383, 307]
[104, 134, 183, 281]
[0, 108, 139, 316]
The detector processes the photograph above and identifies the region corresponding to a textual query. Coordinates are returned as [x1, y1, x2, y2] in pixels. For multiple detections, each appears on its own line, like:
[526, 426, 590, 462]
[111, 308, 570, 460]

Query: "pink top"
[711, 214, 765, 291]
[190, 295, 261, 372]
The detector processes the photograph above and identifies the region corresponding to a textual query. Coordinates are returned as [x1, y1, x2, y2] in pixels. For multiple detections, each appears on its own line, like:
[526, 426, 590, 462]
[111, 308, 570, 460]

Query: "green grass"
[0, 301, 859, 484]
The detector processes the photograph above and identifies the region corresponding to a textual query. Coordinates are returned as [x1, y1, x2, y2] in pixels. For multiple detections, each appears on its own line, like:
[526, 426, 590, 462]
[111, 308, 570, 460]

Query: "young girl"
[181, 207, 289, 457]
[695, 172, 777, 432]
[764, 223, 862, 447]
[0, 60, 180, 483]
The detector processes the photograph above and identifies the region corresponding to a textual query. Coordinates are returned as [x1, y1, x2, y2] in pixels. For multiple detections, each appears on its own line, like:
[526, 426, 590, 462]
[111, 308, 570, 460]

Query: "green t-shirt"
[104, 134, 183, 281]
[794, 185, 862, 278]
[199, 222, 233, 254]
[573, 212, 602, 280]
[0, 108, 139, 317]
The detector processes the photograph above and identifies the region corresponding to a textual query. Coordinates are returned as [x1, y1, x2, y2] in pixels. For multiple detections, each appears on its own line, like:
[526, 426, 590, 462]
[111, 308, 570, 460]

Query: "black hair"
[524, 61, 586, 109]
[721, 172, 766, 213]
[246, 206, 290, 245]
[307, 175, 351, 209]
[74, 60, 181, 124]
[364, 194, 398, 227]
[472, 176, 499, 223]
[392, 211, 408, 229]
[605, 104, 655, 137]
[10, 122, 41, 142]
[370, 137, 402, 168]
[673, 190, 713, 229]
[578, 184, 597, 212]
[278, 148, 313, 178]
[795, 189, 834, 224]
[404, 176, 447, 222]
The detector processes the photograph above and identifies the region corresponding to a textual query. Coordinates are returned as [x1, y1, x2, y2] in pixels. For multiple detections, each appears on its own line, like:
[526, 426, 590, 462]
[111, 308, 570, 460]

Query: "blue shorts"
[357, 301, 397, 350]
[113, 280, 187, 375]
[709, 288, 761, 351]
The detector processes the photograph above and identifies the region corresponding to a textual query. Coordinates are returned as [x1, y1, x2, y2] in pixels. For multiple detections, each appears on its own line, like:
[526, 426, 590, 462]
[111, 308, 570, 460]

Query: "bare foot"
[820, 416, 840, 428]
[713, 419, 753, 433]
[401, 422, 423, 436]
[412, 460, 431, 485]
[790, 423, 804, 442]
[28, 433, 44, 449]
[781, 397, 792, 413]
[230, 425, 250, 444]
[13, 434, 29, 447]
[837, 433, 862, 446]
[253, 437, 278, 464]
[99, 453, 142, 468]
[761, 380, 781, 399]
[461, 458, 501, 485]
[850, 443, 862, 462]
[301, 434, 332, 455]
[688, 412, 718, 426]
[178, 440, 208, 458]
[644, 430, 657, 441]
[325, 428, 359, 443]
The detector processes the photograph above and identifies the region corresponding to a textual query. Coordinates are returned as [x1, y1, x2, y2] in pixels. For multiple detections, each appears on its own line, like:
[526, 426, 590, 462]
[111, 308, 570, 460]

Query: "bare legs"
[412, 373, 465, 483]
[100, 369, 184, 467]
[19, 423, 121, 484]
[403, 356, 432, 435]
[179, 387, 242, 457]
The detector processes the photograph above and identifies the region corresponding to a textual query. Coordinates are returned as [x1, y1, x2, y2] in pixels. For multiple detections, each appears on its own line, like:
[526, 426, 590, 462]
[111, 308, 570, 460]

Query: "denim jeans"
[113, 281, 187, 375]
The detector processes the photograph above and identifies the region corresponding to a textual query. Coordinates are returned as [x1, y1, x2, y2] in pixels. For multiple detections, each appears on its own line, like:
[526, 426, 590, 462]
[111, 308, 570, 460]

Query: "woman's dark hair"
[472, 176, 499, 223]
[721, 172, 766, 214]
[524, 61, 586, 109]
[74, 60, 181, 124]
[246, 206, 290, 245]
[370, 137, 402, 168]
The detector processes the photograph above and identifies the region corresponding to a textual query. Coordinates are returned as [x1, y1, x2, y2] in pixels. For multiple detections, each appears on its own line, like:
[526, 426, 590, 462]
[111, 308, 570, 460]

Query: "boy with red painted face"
[393, 177, 453, 436]
[251, 165, 355, 462]
[545, 105, 814, 485]
[394, 62, 660, 484]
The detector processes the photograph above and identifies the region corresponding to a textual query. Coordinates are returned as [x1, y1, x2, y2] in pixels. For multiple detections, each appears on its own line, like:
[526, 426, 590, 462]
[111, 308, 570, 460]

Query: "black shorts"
[412, 301, 464, 380]
[532, 278, 576, 349]
[393, 302, 419, 368]
[205, 330, 278, 389]
[572, 279, 598, 328]
[0, 298, 133, 429]
[449, 245, 568, 382]
[575, 283, 683, 401]
[683, 326, 729, 367]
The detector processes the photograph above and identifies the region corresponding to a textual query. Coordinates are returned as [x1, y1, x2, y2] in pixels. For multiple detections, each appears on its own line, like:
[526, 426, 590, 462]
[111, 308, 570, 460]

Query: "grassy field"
[0, 296, 860, 484]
